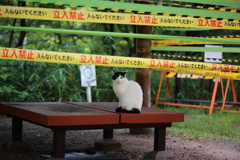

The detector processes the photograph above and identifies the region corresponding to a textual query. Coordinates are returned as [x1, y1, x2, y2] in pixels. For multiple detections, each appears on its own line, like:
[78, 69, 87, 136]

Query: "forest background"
[0, 0, 240, 106]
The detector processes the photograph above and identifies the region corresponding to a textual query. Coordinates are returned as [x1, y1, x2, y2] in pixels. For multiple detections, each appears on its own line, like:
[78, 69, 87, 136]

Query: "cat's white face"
[112, 71, 127, 83]
[115, 75, 125, 83]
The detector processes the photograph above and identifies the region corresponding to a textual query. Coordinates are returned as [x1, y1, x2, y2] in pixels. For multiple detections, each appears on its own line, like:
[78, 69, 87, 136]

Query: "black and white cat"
[112, 70, 143, 114]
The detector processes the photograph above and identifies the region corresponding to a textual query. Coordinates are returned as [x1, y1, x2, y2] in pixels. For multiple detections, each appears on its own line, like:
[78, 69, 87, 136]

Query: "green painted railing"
[152, 46, 240, 52]
[1, 26, 240, 45]
[175, 0, 240, 7]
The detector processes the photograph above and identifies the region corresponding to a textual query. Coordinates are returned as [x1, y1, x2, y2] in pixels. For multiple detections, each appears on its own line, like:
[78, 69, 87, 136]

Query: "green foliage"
[0, 0, 135, 102]
[156, 106, 240, 140]
[0, 59, 86, 102]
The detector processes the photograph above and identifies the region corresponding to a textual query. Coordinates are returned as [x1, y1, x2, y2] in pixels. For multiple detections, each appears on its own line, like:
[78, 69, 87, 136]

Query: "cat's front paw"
[131, 108, 141, 114]
[115, 107, 141, 114]
[116, 107, 123, 112]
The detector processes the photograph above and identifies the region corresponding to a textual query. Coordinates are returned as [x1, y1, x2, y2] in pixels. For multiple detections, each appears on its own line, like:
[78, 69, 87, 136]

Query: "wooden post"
[135, 3, 152, 108]
[4, 116, 31, 153]
[130, 0, 153, 134]
[103, 129, 113, 139]
[144, 126, 175, 159]
[154, 127, 166, 151]
[52, 129, 66, 158]
[12, 117, 23, 141]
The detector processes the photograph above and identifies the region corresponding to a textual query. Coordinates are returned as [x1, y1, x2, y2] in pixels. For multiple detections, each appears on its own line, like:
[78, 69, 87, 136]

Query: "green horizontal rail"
[17, 0, 240, 20]
[175, 0, 240, 7]
[152, 46, 240, 52]
[1, 26, 240, 45]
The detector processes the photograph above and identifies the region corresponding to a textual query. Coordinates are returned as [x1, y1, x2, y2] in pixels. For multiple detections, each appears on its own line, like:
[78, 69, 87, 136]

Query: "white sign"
[80, 65, 97, 87]
[204, 45, 222, 63]
[204, 45, 222, 82]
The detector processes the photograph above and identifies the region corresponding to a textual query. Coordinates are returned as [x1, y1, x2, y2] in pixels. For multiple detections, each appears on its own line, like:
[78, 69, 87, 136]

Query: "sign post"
[80, 65, 97, 102]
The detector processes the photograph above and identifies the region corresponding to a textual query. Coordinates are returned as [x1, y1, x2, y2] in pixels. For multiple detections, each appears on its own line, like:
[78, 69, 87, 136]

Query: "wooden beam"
[132, 0, 153, 135]
[136, 19, 152, 108]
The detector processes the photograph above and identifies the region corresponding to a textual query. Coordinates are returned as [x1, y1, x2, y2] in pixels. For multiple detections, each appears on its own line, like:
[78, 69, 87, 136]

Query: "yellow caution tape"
[1, 47, 240, 71]
[152, 40, 219, 46]
[151, 53, 240, 63]
[0, 47, 240, 80]
[1, 47, 240, 80]
[33, 0, 240, 22]
[220, 7, 240, 10]
[152, 38, 240, 46]
[158, 1, 240, 13]
[152, 68, 240, 80]
[166, 72, 213, 79]
[0, 6, 240, 30]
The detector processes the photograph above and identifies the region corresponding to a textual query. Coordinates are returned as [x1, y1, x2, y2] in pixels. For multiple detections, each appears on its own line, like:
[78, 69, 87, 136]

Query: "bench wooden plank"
[120, 107, 184, 123]
[0, 103, 48, 125]
[66, 102, 118, 113]
[67, 102, 184, 124]
[0, 102, 119, 126]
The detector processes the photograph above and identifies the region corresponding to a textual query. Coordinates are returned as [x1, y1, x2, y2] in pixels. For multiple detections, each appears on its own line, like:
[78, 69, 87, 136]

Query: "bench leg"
[94, 129, 121, 150]
[103, 128, 113, 139]
[51, 129, 66, 160]
[144, 127, 175, 160]
[12, 116, 23, 141]
[3, 116, 31, 153]
[154, 127, 166, 151]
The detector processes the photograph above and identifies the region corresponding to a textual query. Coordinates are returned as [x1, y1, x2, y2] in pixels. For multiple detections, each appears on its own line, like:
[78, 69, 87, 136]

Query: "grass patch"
[154, 106, 240, 140]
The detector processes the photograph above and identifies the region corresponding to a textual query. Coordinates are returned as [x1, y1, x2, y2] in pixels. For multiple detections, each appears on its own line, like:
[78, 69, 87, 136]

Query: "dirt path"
[0, 117, 239, 160]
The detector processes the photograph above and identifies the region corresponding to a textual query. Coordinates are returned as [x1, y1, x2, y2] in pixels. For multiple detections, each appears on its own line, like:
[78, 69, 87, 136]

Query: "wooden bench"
[0, 102, 184, 159]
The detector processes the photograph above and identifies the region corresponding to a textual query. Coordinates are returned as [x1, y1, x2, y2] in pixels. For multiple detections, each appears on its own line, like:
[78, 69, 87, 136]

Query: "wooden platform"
[0, 102, 184, 159]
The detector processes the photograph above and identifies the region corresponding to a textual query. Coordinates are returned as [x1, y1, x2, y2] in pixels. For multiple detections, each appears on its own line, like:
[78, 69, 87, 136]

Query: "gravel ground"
[0, 116, 240, 160]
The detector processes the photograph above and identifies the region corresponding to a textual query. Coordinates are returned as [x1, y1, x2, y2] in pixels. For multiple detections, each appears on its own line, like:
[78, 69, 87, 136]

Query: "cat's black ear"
[112, 70, 116, 75]
[123, 71, 128, 76]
